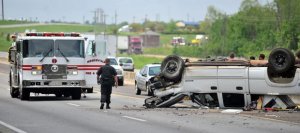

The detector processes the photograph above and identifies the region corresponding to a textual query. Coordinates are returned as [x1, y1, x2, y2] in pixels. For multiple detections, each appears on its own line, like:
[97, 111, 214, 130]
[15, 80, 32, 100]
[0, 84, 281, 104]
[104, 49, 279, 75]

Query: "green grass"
[143, 43, 173, 55]
[0, 20, 36, 25]
[118, 54, 163, 69]
[0, 34, 11, 51]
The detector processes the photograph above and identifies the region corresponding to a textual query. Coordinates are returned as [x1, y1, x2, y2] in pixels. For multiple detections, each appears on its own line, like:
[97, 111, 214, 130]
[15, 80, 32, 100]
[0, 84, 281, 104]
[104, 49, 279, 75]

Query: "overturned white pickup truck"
[145, 48, 299, 108]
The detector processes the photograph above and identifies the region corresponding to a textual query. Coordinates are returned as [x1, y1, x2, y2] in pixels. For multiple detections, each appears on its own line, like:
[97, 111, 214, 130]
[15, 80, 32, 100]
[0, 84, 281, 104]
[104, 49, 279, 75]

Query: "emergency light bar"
[25, 32, 81, 37]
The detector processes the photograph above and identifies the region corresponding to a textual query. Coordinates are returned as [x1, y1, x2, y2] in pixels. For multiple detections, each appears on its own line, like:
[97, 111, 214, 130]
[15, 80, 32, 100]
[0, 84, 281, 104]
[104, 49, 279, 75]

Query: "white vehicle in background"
[107, 57, 124, 86]
[117, 57, 134, 71]
[135, 64, 161, 96]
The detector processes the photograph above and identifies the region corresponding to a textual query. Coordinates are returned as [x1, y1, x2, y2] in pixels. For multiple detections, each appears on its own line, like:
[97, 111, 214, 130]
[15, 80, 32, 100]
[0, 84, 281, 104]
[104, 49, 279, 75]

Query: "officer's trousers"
[100, 84, 112, 104]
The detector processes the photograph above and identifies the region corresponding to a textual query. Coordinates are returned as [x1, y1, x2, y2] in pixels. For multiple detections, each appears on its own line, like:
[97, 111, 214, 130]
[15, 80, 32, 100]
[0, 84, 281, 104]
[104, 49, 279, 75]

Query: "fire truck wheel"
[268, 48, 295, 74]
[20, 88, 30, 100]
[10, 87, 19, 98]
[161, 55, 185, 82]
[72, 88, 81, 100]
[9, 74, 19, 98]
[63, 93, 71, 97]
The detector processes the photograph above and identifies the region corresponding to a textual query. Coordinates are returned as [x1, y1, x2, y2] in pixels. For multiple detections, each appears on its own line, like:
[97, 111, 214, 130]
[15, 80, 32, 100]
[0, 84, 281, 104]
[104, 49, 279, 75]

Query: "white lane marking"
[67, 103, 80, 107]
[0, 120, 27, 133]
[122, 116, 146, 122]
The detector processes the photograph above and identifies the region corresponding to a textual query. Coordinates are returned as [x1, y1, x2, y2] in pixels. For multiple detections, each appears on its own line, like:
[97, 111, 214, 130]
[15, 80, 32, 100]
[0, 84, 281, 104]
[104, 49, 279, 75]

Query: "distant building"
[118, 25, 131, 32]
[140, 31, 160, 48]
[176, 21, 199, 28]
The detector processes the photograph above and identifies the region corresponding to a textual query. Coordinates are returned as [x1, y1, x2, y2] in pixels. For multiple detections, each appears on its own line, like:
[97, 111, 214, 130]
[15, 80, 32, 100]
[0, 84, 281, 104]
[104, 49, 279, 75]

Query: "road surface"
[1, 62, 300, 133]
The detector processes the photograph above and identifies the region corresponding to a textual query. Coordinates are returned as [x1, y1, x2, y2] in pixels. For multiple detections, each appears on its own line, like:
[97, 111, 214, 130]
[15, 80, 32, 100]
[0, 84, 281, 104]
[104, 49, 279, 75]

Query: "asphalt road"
[1, 63, 300, 133]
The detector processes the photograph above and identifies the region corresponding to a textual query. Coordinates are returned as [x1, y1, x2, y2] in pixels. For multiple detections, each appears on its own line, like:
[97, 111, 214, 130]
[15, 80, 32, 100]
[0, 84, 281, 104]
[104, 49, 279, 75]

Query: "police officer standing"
[97, 58, 118, 109]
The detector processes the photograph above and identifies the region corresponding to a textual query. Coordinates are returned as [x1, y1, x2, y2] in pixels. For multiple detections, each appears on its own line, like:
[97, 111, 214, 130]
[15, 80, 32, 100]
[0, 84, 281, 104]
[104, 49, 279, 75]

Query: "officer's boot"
[100, 103, 104, 109]
[106, 103, 111, 109]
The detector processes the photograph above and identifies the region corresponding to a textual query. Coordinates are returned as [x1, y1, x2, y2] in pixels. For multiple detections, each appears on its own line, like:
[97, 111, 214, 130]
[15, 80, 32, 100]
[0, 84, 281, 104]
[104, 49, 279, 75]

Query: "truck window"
[22, 39, 54, 58]
[55, 40, 84, 58]
[86, 40, 95, 56]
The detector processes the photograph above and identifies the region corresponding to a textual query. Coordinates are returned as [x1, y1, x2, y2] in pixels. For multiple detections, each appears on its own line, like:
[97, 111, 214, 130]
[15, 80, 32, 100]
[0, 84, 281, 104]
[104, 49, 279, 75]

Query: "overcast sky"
[4, 0, 258, 23]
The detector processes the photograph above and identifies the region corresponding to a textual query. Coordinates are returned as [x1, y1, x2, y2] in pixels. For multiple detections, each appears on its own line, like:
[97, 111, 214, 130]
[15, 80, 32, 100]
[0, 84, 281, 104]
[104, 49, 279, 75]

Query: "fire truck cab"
[9, 32, 88, 100]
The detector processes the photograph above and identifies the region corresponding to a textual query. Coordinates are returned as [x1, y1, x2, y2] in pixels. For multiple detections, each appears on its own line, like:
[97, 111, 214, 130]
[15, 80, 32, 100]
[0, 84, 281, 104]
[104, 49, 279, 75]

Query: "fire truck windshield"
[22, 39, 84, 58]
[23, 39, 54, 58]
[55, 40, 84, 58]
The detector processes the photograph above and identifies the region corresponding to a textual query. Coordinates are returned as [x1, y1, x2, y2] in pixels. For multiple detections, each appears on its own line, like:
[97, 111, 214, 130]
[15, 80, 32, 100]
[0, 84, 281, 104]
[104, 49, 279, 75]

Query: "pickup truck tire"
[268, 48, 295, 73]
[161, 55, 185, 82]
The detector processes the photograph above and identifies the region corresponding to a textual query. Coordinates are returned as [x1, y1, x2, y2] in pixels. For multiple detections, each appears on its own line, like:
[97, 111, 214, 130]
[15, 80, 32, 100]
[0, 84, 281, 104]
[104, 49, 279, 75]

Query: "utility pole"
[114, 10, 118, 55]
[1, 0, 4, 20]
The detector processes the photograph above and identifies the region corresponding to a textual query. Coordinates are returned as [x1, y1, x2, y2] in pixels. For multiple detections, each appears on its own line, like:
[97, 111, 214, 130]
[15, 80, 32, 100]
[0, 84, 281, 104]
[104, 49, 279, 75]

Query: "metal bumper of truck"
[22, 80, 86, 88]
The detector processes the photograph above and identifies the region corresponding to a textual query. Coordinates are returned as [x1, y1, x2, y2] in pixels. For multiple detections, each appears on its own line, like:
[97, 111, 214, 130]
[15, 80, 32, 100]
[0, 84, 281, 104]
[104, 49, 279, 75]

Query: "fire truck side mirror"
[16, 41, 21, 53]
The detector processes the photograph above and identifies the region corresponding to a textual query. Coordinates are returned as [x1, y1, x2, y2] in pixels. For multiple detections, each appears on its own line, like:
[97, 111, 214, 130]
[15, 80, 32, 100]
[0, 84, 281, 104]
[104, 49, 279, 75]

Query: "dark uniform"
[96, 64, 117, 108]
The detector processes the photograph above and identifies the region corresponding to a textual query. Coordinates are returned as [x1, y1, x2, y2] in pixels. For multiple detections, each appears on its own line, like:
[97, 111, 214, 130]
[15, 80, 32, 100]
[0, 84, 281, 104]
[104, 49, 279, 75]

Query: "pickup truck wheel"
[72, 88, 81, 100]
[161, 55, 185, 82]
[20, 88, 30, 100]
[269, 48, 295, 73]
[135, 82, 141, 95]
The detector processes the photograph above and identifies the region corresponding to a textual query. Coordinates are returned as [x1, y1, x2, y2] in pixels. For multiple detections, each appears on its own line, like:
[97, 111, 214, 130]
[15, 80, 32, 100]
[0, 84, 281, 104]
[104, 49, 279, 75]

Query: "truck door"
[85, 38, 105, 87]
[183, 66, 218, 93]
[217, 66, 250, 107]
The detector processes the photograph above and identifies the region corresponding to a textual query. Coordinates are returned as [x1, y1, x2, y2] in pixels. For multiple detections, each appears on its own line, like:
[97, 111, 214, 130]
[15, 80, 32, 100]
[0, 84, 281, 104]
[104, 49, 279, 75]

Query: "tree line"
[200, 0, 300, 58]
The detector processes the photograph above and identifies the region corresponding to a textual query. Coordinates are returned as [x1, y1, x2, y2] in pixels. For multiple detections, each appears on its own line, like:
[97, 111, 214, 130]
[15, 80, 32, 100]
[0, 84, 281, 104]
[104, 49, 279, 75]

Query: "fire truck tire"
[161, 55, 185, 82]
[20, 88, 30, 100]
[10, 87, 19, 98]
[64, 93, 71, 97]
[268, 48, 295, 73]
[72, 88, 81, 100]
[9, 74, 19, 98]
